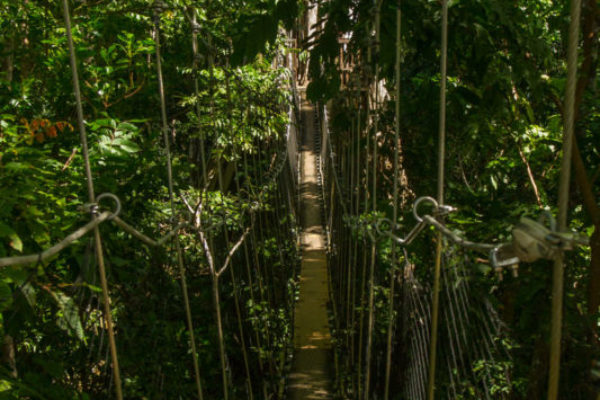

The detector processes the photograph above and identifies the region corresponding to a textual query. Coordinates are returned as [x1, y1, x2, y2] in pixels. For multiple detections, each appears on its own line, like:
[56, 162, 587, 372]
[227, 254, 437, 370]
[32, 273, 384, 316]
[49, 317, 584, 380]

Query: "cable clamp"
[490, 211, 590, 279]
[437, 204, 457, 216]
[83, 202, 100, 216]
[511, 211, 589, 263]
[412, 196, 456, 222]
[490, 245, 520, 280]
[82, 193, 121, 220]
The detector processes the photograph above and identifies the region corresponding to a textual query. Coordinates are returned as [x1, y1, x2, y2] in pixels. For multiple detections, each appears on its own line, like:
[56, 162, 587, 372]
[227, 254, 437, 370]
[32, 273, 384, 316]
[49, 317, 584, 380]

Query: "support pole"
[61, 1, 123, 399]
[427, 0, 448, 399]
[548, 0, 581, 398]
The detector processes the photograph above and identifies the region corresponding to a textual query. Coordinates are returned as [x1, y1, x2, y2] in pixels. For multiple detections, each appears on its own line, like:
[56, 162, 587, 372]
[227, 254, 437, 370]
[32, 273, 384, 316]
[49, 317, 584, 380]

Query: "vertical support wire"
[191, 11, 208, 185]
[548, 0, 581, 398]
[61, 1, 123, 399]
[426, 0, 448, 399]
[384, 2, 402, 399]
[153, 12, 205, 400]
[364, 0, 382, 397]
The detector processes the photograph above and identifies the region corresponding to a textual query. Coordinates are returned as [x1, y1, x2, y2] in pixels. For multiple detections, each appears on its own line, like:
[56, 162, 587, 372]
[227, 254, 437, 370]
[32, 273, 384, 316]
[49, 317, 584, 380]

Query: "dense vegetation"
[0, 1, 299, 398]
[310, 0, 599, 398]
[0, 0, 599, 399]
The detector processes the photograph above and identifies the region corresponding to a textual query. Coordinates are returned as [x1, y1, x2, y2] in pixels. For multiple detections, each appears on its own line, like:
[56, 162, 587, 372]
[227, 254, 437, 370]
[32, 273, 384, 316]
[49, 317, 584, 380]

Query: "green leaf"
[52, 292, 86, 344]
[0, 281, 12, 312]
[1, 266, 28, 286]
[20, 283, 36, 307]
[3, 162, 30, 171]
[8, 233, 22, 253]
[0, 223, 14, 238]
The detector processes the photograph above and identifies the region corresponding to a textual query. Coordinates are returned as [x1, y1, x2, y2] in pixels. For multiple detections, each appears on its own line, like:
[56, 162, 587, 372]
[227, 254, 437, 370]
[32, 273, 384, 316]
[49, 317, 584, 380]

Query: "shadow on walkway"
[287, 100, 333, 399]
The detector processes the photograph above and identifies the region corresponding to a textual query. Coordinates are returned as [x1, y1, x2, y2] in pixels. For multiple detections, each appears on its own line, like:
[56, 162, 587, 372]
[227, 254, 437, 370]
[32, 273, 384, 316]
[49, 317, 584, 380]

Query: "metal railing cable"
[383, 0, 408, 400]
[0, 211, 112, 268]
[153, 11, 205, 399]
[365, 4, 382, 394]
[61, 1, 123, 398]
[0, 193, 215, 268]
[320, 138, 589, 269]
[426, 0, 448, 397]
[384, 2, 402, 398]
[220, 52, 253, 400]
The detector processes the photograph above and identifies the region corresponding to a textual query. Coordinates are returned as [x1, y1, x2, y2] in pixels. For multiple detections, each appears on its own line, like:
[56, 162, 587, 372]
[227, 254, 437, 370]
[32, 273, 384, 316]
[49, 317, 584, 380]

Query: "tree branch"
[217, 227, 251, 278]
[517, 145, 543, 208]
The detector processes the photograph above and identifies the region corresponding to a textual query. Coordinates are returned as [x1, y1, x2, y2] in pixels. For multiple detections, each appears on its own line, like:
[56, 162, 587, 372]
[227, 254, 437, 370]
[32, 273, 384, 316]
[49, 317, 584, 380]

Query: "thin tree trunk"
[2, 335, 17, 378]
[212, 276, 229, 400]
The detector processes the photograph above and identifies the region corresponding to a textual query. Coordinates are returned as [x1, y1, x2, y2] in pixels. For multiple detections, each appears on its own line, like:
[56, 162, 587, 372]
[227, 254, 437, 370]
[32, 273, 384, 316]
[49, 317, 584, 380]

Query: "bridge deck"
[287, 99, 333, 399]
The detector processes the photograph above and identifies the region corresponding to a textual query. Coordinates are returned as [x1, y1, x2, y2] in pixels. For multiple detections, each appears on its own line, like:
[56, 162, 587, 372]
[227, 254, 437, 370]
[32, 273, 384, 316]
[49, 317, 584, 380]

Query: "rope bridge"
[0, 0, 593, 399]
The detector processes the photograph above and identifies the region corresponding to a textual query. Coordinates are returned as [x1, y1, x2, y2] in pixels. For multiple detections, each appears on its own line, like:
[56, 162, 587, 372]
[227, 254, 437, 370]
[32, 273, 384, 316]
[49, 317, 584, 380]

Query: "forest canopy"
[0, 0, 599, 399]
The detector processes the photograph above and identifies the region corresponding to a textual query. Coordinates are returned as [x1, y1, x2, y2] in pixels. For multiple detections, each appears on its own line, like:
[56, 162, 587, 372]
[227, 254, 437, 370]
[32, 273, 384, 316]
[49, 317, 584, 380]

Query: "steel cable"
[427, 0, 448, 397]
[153, 13, 204, 399]
[61, 2, 123, 398]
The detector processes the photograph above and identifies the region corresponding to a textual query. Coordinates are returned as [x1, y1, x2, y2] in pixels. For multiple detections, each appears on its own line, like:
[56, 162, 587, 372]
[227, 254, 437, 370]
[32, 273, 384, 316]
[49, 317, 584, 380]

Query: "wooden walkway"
[287, 99, 333, 399]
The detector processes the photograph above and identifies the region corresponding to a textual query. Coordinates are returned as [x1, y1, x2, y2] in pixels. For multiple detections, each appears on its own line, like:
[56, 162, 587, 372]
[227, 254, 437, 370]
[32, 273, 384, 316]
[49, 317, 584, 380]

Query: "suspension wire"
[222, 52, 254, 400]
[191, 10, 208, 185]
[351, 67, 362, 395]
[153, 12, 204, 400]
[238, 161, 270, 400]
[427, 0, 448, 398]
[410, 275, 432, 398]
[364, 0, 382, 397]
[347, 111, 357, 392]
[548, 0, 581, 398]
[384, 2, 402, 398]
[357, 34, 370, 399]
[61, 2, 123, 399]
[204, 24, 232, 400]
[236, 92, 268, 399]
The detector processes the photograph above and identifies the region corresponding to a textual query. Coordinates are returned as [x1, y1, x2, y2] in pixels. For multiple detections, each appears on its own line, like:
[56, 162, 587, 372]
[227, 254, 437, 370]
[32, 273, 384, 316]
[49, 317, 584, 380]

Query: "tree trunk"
[2, 335, 17, 378]
[587, 229, 600, 315]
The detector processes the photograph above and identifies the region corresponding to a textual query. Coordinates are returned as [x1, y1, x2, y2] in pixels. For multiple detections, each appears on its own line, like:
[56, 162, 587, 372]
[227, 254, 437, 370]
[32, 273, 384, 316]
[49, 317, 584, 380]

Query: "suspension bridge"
[0, 0, 594, 399]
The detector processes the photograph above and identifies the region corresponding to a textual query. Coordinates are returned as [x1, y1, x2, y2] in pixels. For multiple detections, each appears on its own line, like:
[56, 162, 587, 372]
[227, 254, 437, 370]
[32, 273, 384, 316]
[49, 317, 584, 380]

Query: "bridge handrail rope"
[320, 97, 590, 260]
[325, 187, 589, 269]
[0, 125, 291, 269]
[0, 211, 112, 268]
[61, 1, 124, 398]
[321, 107, 589, 275]
[319, 118, 591, 282]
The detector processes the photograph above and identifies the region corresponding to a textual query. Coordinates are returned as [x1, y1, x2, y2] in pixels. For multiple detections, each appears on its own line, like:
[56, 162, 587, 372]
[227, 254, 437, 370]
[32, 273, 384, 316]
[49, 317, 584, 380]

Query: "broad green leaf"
[8, 233, 22, 253]
[52, 292, 86, 344]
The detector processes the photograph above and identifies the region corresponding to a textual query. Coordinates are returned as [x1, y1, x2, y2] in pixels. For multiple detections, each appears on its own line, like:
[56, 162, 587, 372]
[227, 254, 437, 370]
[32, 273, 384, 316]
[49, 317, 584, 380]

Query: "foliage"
[0, 0, 298, 398]
[311, 0, 599, 398]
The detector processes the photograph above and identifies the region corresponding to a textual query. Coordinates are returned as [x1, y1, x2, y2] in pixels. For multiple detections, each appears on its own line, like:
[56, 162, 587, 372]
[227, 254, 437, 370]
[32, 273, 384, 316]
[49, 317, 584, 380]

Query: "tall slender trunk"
[212, 276, 229, 400]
